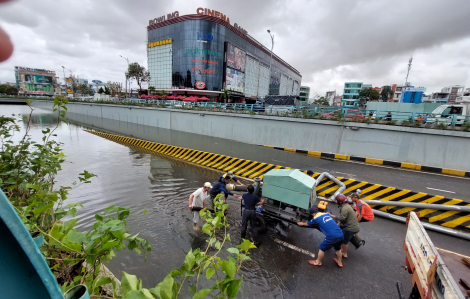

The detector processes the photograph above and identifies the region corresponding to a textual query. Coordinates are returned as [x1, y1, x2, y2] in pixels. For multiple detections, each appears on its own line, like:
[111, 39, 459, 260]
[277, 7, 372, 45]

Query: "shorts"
[192, 210, 201, 224]
[319, 236, 343, 252]
[360, 218, 371, 223]
[342, 229, 358, 245]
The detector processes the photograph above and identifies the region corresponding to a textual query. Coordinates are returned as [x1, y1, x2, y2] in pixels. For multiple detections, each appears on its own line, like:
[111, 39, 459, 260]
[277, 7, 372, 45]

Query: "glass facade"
[147, 19, 301, 97]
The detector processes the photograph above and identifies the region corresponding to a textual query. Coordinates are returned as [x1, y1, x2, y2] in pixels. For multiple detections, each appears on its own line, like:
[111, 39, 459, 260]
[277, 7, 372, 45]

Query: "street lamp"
[267, 30, 274, 95]
[120, 55, 130, 98]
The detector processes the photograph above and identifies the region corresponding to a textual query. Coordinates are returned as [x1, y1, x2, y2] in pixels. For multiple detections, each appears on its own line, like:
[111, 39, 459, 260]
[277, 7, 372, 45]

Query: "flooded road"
[2, 104, 469, 298]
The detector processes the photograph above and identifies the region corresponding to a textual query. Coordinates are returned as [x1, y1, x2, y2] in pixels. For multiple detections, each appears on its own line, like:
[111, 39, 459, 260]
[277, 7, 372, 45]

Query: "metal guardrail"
[26, 96, 470, 127]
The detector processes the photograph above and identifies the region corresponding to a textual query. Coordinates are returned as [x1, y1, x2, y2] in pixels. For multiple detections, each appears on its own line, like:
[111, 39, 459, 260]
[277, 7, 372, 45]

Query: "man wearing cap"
[209, 175, 239, 209]
[221, 170, 244, 186]
[188, 182, 211, 231]
[298, 207, 344, 268]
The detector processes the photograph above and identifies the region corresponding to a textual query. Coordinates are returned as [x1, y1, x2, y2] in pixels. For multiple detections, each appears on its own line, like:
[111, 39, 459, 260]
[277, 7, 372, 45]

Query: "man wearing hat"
[221, 170, 244, 186]
[298, 207, 344, 268]
[188, 182, 211, 231]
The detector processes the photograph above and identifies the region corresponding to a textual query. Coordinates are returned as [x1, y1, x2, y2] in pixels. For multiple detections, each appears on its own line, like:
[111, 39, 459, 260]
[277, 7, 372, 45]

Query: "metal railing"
[36, 97, 470, 128]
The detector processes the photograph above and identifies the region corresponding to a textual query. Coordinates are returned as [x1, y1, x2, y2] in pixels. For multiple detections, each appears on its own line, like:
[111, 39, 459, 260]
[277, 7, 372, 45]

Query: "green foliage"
[126, 62, 150, 93]
[221, 89, 231, 101]
[380, 86, 394, 102]
[104, 86, 111, 95]
[1, 97, 151, 297]
[98, 87, 105, 94]
[0, 83, 19, 95]
[313, 96, 329, 106]
[435, 121, 447, 130]
[120, 195, 255, 299]
[358, 88, 380, 108]
[462, 122, 470, 132]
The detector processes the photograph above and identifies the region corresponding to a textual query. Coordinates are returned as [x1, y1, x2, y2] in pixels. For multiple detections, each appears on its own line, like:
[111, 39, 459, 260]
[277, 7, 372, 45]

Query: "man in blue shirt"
[298, 207, 344, 268]
[220, 170, 244, 186]
[209, 176, 239, 210]
[238, 185, 265, 246]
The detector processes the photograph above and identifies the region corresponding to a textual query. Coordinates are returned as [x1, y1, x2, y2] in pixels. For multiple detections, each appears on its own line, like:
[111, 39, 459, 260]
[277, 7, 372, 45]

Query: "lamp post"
[267, 30, 274, 95]
[120, 55, 130, 98]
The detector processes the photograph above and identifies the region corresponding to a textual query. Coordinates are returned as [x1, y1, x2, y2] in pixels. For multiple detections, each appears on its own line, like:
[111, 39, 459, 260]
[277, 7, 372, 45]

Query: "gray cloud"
[0, 0, 469, 94]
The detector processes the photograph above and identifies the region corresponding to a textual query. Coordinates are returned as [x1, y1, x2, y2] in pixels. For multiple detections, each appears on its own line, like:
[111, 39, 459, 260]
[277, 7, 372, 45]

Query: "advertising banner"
[24, 74, 53, 85]
[226, 68, 245, 93]
[226, 43, 246, 73]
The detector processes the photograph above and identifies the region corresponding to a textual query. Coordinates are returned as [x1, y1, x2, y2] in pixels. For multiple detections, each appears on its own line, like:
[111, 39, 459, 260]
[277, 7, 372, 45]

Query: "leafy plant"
[435, 121, 448, 130]
[119, 196, 255, 299]
[462, 122, 470, 132]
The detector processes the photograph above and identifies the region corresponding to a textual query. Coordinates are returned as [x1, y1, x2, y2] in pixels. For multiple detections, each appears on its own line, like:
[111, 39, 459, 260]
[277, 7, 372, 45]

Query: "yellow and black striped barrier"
[86, 130, 470, 232]
[262, 145, 469, 177]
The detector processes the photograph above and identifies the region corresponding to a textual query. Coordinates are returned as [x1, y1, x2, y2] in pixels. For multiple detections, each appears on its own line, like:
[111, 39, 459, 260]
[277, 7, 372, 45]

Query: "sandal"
[308, 260, 322, 267]
[333, 258, 343, 268]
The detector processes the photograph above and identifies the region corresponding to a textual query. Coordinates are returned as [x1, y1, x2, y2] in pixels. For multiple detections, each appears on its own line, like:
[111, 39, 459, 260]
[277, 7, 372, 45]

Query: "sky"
[1, 0, 470, 98]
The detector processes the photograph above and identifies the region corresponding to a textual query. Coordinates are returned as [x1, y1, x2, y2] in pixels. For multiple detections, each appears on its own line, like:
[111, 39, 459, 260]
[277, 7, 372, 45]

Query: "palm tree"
[221, 89, 231, 103]
[148, 86, 155, 95]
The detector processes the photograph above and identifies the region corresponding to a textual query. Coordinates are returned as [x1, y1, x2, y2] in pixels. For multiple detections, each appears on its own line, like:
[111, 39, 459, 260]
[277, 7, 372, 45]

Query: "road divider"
[261, 145, 470, 178]
[86, 130, 470, 232]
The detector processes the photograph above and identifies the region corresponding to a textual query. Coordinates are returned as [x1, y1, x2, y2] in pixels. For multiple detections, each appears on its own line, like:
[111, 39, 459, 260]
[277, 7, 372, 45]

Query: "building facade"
[14, 66, 60, 96]
[299, 86, 310, 102]
[146, 9, 302, 101]
[342, 82, 363, 106]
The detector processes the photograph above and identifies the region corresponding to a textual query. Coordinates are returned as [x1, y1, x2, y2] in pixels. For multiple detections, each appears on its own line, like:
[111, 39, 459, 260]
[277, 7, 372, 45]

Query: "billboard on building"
[226, 43, 246, 73]
[226, 68, 244, 93]
[24, 74, 53, 85]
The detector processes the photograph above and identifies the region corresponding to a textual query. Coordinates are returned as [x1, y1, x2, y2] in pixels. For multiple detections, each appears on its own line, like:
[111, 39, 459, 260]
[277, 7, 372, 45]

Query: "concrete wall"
[32, 101, 470, 171]
[366, 102, 441, 113]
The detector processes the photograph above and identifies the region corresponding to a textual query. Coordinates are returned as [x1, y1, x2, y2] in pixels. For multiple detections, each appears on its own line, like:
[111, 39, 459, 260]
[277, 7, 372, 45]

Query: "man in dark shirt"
[239, 185, 265, 246]
[209, 176, 239, 209]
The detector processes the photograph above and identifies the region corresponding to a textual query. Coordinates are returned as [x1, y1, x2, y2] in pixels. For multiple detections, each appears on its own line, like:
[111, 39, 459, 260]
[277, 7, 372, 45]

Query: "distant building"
[390, 84, 403, 102]
[14, 66, 60, 96]
[325, 90, 336, 105]
[299, 86, 310, 103]
[362, 84, 372, 90]
[400, 85, 426, 103]
[333, 95, 342, 107]
[342, 82, 363, 106]
[430, 85, 465, 104]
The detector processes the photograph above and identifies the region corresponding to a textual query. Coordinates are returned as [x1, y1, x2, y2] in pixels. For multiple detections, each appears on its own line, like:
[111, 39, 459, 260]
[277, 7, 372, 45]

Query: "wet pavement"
[2, 104, 469, 298]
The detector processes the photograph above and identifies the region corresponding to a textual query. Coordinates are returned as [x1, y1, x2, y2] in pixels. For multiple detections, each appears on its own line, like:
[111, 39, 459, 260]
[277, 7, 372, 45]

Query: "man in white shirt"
[188, 182, 211, 231]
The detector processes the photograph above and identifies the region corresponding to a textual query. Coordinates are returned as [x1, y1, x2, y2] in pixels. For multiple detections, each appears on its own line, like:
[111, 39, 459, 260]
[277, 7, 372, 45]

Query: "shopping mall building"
[147, 8, 302, 101]
[14, 66, 60, 96]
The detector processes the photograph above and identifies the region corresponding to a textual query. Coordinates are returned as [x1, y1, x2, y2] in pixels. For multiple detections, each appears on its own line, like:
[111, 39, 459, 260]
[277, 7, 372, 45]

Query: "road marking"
[426, 187, 455, 194]
[272, 159, 286, 163]
[274, 239, 315, 258]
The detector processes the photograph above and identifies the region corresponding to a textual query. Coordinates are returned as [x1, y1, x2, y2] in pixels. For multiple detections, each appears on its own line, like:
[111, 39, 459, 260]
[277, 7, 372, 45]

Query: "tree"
[358, 88, 380, 108]
[104, 86, 111, 95]
[148, 86, 155, 95]
[98, 87, 104, 94]
[313, 96, 329, 106]
[221, 89, 231, 102]
[380, 86, 394, 102]
[126, 62, 150, 93]
[76, 84, 92, 96]
[109, 82, 123, 97]
[0, 84, 18, 95]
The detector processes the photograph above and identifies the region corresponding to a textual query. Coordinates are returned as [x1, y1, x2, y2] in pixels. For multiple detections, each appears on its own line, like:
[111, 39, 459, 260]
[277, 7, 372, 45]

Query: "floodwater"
[3, 104, 469, 299]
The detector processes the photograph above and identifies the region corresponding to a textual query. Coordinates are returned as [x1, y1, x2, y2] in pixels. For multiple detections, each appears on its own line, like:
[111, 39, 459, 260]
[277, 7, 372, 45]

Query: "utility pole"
[120, 55, 130, 98]
[267, 30, 274, 95]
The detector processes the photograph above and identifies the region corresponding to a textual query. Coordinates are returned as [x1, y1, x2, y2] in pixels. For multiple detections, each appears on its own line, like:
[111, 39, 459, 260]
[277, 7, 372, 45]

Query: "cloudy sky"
[1, 0, 470, 97]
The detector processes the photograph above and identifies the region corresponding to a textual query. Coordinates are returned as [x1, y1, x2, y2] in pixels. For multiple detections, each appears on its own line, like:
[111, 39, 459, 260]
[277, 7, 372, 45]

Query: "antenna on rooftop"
[404, 56, 413, 87]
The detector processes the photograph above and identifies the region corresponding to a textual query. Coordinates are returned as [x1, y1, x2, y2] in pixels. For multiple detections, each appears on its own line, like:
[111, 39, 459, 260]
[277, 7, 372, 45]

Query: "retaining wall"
[32, 100, 470, 172]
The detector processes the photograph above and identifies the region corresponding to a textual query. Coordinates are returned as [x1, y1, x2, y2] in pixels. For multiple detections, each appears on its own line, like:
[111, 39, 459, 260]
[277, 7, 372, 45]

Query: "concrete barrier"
[31, 100, 470, 172]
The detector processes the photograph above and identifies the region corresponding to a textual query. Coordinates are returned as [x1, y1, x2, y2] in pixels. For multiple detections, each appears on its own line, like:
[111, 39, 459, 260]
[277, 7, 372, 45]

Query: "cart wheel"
[256, 214, 267, 234]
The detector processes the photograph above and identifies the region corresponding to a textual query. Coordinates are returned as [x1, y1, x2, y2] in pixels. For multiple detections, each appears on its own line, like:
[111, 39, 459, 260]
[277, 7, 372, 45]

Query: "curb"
[261, 145, 469, 177]
[86, 130, 470, 232]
